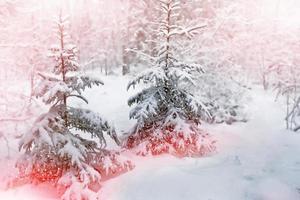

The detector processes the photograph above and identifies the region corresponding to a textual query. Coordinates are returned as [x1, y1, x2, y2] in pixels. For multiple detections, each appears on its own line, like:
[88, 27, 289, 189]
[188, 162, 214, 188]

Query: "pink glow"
[1, 0, 300, 199]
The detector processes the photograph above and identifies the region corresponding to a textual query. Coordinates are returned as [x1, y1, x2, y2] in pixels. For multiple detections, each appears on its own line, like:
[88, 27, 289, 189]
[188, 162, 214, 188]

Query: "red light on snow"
[126, 128, 216, 157]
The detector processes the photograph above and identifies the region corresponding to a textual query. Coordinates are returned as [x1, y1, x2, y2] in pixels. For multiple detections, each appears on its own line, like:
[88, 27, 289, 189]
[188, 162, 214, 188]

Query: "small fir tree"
[17, 13, 132, 200]
[125, 0, 216, 157]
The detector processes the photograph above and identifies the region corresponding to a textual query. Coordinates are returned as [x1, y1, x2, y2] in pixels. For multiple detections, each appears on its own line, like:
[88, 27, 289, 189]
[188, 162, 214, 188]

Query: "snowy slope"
[1, 76, 300, 200]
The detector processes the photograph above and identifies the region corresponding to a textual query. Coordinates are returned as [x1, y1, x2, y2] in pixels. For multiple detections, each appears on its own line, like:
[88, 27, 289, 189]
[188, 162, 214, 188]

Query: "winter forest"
[0, 0, 300, 199]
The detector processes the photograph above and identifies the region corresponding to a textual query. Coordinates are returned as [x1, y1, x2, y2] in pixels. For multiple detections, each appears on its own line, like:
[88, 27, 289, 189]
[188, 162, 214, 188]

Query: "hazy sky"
[261, 0, 300, 26]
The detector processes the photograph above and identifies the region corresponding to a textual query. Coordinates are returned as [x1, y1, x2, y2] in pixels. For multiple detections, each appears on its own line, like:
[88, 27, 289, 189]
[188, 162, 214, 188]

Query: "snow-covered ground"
[97, 76, 300, 200]
[1, 75, 300, 199]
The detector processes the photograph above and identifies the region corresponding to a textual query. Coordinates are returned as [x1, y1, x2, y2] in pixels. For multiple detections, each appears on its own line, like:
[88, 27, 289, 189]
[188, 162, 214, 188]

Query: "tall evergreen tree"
[125, 0, 216, 156]
[17, 13, 132, 200]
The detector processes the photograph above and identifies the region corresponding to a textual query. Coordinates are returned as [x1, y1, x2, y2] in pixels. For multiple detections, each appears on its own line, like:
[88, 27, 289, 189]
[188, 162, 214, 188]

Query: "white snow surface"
[0, 75, 300, 200]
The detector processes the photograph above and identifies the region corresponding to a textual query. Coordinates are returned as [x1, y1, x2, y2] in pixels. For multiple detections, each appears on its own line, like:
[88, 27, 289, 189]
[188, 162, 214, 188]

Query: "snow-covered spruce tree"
[165, 0, 249, 125]
[17, 14, 132, 200]
[125, 0, 216, 157]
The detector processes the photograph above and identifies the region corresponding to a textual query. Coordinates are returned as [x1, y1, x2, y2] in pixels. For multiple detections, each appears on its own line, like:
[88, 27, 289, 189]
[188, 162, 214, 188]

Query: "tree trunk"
[59, 13, 68, 127]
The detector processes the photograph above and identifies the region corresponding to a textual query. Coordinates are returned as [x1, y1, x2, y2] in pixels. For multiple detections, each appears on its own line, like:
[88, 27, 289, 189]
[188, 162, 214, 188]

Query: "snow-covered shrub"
[16, 13, 132, 199]
[280, 87, 300, 132]
[125, 0, 216, 157]
[194, 66, 248, 124]
[274, 64, 300, 131]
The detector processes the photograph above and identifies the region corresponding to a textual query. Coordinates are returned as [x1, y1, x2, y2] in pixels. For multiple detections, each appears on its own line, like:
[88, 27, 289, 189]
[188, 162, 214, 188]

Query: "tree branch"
[67, 94, 89, 104]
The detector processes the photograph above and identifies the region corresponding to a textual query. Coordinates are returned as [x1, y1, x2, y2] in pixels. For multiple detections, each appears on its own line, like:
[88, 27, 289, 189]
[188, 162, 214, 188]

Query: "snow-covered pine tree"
[125, 0, 216, 157]
[17, 13, 132, 200]
[172, 0, 249, 125]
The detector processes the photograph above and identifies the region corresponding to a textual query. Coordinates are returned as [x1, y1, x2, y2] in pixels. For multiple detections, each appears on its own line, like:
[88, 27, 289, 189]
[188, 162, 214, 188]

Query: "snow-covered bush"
[194, 65, 249, 124]
[125, 0, 216, 157]
[274, 63, 300, 131]
[16, 13, 132, 200]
